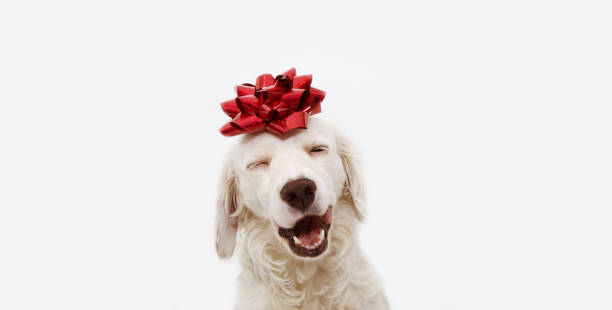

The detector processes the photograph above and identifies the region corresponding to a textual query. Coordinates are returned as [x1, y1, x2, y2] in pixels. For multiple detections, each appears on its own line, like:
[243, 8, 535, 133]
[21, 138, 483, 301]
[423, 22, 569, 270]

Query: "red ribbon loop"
[219, 68, 326, 136]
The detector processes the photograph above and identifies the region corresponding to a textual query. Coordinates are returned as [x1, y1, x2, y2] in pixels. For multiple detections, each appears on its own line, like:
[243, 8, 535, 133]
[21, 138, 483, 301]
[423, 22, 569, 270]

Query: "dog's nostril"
[280, 178, 317, 211]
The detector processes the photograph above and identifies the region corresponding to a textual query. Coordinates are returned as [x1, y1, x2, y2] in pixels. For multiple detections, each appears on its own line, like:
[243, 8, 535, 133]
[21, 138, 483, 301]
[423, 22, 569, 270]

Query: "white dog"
[215, 117, 389, 310]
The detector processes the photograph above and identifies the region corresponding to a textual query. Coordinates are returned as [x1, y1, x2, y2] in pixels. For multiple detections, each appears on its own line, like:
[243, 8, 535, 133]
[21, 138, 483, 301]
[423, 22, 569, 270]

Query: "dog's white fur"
[216, 118, 389, 310]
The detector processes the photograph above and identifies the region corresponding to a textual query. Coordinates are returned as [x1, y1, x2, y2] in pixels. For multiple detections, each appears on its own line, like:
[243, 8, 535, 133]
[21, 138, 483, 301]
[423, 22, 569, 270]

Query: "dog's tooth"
[319, 229, 325, 240]
[314, 237, 323, 247]
[293, 236, 301, 245]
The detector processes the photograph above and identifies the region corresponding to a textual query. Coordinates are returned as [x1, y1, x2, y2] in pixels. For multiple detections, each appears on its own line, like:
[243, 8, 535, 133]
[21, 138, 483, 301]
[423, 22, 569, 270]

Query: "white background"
[1, 0, 611, 309]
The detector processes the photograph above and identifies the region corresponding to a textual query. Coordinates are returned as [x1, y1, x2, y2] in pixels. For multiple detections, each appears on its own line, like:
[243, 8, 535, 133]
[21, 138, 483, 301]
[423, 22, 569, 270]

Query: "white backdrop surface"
[1, 0, 611, 309]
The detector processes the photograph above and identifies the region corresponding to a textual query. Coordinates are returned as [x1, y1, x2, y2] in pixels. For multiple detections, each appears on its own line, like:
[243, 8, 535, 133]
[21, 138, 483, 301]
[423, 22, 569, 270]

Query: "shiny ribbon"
[219, 68, 326, 136]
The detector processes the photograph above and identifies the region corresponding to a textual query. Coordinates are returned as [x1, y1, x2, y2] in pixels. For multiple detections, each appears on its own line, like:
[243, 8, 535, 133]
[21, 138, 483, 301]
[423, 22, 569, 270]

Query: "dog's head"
[215, 118, 365, 260]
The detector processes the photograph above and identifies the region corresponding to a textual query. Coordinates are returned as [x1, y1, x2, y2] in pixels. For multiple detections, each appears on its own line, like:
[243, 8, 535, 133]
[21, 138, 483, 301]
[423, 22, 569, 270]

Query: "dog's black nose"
[280, 178, 317, 211]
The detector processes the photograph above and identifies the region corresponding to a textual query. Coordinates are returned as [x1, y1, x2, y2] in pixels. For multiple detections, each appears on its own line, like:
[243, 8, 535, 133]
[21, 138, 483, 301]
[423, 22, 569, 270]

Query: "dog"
[215, 117, 389, 310]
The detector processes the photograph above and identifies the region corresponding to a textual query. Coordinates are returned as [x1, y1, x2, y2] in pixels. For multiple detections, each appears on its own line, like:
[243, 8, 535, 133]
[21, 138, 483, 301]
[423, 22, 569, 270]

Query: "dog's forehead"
[230, 118, 336, 162]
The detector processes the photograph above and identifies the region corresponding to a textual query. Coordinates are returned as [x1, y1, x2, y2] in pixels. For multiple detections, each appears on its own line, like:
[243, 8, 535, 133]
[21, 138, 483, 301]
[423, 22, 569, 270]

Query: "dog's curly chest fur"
[233, 203, 386, 309]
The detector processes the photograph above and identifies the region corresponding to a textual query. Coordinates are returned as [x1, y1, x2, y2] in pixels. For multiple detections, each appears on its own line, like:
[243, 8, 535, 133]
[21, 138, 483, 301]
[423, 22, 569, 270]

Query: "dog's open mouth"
[278, 207, 333, 258]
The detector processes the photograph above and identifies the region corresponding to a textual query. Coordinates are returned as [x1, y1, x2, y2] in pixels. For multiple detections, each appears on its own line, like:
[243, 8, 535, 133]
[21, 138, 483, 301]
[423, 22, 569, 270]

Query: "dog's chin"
[277, 207, 333, 259]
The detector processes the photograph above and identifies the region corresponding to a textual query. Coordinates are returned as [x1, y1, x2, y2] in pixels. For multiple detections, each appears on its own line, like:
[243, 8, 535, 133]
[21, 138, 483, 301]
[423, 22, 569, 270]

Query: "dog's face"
[215, 118, 364, 259]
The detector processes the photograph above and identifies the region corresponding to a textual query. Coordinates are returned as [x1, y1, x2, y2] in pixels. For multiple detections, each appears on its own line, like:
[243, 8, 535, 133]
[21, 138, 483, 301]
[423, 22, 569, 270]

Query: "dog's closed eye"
[246, 160, 269, 170]
[309, 145, 329, 154]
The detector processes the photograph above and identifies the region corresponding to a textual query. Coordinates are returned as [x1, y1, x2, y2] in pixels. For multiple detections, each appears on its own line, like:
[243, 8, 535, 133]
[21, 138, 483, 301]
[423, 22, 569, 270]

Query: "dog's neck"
[237, 200, 367, 308]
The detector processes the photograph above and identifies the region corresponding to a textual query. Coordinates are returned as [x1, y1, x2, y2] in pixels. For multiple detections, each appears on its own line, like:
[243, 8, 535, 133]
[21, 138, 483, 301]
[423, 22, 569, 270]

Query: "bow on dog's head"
[218, 68, 325, 137]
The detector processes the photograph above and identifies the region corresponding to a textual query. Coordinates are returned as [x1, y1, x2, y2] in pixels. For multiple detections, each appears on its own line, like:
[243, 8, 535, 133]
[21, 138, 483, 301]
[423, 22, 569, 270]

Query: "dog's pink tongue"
[297, 227, 323, 245]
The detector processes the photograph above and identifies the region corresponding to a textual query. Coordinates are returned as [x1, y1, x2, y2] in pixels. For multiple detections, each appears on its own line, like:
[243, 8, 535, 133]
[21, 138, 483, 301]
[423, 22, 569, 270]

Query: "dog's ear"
[336, 131, 366, 221]
[215, 160, 240, 259]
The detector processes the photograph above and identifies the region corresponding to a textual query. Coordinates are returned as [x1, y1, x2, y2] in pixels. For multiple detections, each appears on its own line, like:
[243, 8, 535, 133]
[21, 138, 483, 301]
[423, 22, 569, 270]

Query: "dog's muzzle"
[278, 178, 333, 258]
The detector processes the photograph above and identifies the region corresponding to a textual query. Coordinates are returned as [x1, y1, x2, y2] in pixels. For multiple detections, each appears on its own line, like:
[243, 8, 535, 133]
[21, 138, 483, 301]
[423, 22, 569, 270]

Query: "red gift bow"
[219, 68, 325, 136]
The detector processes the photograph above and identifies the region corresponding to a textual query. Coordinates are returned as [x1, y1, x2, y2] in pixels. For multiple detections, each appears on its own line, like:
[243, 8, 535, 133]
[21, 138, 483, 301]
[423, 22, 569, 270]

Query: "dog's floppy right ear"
[336, 131, 367, 221]
[215, 160, 240, 259]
